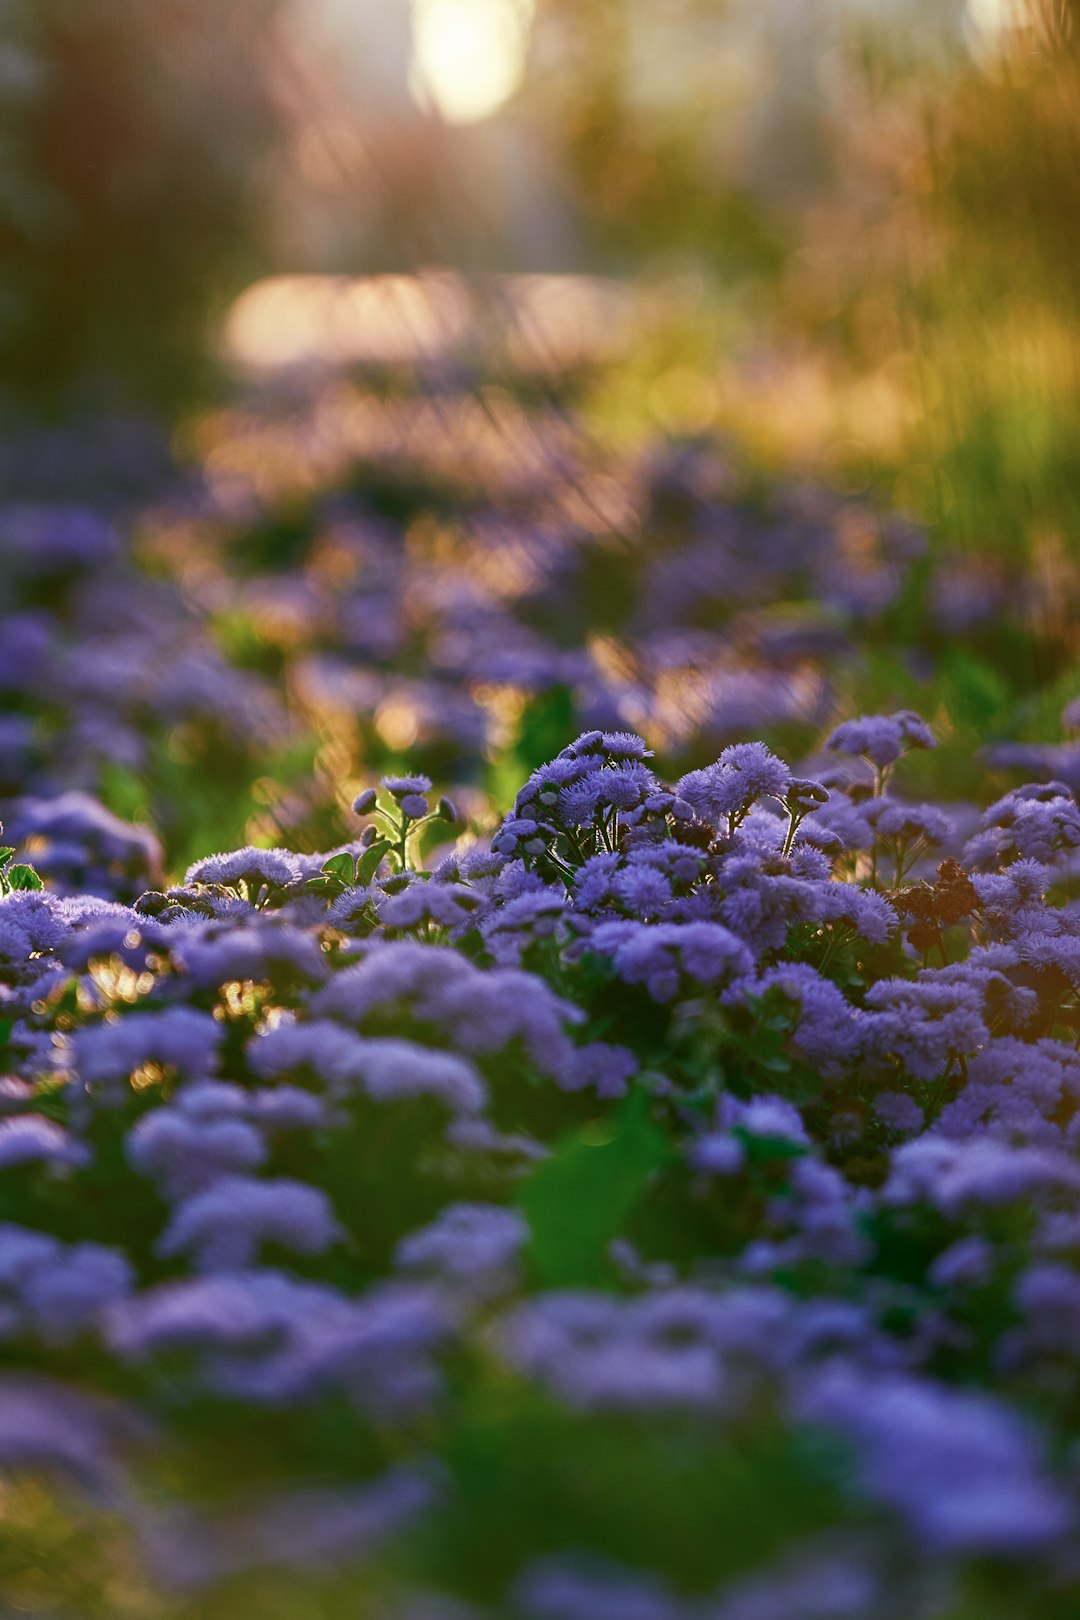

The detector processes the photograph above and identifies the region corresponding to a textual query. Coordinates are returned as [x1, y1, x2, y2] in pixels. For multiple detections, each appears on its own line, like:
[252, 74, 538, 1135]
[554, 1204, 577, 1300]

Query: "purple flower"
[825, 710, 935, 769]
[496, 1291, 726, 1412]
[0, 1374, 133, 1490]
[0, 1224, 131, 1342]
[866, 798, 953, 846]
[4, 793, 162, 902]
[126, 1109, 266, 1199]
[72, 1008, 222, 1095]
[676, 742, 791, 828]
[0, 1115, 89, 1170]
[169, 922, 327, 989]
[377, 881, 482, 932]
[795, 1367, 1069, 1553]
[381, 774, 434, 798]
[966, 785, 1080, 869]
[743, 963, 862, 1076]
[349, 1038, 487, 1115]
[862, 978, 988, 1082]
[395, 1203, 528, 1296]
[586, 920, 752, 1002]
[307, 943, 585, 1085]
[481, 890, 566, 964]
[185, 846, 298, 891]
[0, 891, 67, 957]
[872, 1091, 924, 1139]
[249, 1019, 486, 1113]
[491, 816, 557, 861]
[563, 1041, 638, 1100]
[513, 1557, 683, 1620]
[157, 1176, 341, 1271]
[599, 733, 654, 760]
[613, 865, 673, 920]
[884, 1136, 1080, 1215]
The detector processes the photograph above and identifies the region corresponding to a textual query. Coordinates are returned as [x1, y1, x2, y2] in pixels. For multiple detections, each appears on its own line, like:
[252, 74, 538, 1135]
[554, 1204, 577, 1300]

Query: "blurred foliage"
[0, 0, 284, 412]
[533, 0, 1080, 588]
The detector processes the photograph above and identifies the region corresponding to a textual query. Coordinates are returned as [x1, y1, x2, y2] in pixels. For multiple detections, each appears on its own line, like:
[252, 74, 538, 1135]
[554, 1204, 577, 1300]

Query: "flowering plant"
[1, 706, 1080, 1617]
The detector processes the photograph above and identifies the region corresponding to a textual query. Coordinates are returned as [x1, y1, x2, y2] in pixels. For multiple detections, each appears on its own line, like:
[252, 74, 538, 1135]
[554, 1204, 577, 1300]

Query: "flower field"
[6, 2, 1080, 1611]
[3, 351, 1080, 1618]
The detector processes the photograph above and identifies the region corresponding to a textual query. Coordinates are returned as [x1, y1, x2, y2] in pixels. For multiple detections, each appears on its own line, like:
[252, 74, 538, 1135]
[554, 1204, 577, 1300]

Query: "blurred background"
[4, 0, 1080, 874]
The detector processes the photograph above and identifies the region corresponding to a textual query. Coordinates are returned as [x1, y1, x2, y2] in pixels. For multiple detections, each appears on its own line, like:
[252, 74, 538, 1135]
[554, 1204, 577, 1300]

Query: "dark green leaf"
[354, 839, 392, 886]
[321, 852, 357, 884]
[733, 1126, 807, 1163]
[6, 865, 43, 892]
[518, 1088, 670, 1286]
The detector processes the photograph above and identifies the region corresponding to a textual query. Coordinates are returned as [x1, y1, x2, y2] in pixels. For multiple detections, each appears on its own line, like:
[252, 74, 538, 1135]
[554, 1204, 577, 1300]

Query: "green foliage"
[0, 847, 42, 894]
[419, 1385, 847, 1602]
[518, 1088, 671, 1286]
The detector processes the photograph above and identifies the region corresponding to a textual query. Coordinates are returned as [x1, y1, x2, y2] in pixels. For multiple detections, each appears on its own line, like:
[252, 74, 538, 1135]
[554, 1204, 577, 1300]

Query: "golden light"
[410, 0, 534, 125]
[965, 0, 1030, 49]
[222, 271, 634, 376]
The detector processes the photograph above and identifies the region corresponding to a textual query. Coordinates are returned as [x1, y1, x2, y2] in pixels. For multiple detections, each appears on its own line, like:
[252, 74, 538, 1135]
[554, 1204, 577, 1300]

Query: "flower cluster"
[3, 366, 1072, 896]
[5, 710, 1080, 1616]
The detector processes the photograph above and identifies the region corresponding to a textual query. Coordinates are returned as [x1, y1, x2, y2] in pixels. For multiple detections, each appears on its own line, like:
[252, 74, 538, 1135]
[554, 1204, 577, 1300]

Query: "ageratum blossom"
[71, 1008, 222, 1096]
[157, 1175, 341, 1272]
[824, 710, 935, 770]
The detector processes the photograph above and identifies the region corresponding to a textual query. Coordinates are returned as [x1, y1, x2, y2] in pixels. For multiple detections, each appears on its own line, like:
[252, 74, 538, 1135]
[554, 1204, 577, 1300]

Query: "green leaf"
[518, 1088, 669, 1286]
[733, 1126, 807, 1164]
[0, 848, 15, 867]
[354, 839, 392, 887]
[5, 864, 43, 891]
[321, 852, 357, 884]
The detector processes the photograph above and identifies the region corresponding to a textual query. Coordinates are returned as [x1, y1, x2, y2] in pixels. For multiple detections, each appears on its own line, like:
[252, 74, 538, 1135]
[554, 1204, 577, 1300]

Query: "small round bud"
[399, 794, 429, 820]
[352, 788, 378, 816]
[360, 824, 380, 848]
[437, 796, 461, 824]
[786, 777, 829, 812]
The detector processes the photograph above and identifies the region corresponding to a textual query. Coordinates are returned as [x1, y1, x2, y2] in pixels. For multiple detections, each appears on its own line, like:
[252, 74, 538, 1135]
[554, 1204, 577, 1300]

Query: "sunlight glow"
[410, 0, 534, 125]
[966, 0, 1029, 44]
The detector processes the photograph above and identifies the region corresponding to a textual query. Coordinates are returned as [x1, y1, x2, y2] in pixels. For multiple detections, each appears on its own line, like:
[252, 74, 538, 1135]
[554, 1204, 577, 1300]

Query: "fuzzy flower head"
[157, 1176, 341, 1272]
[676, 742, 791, 830]
[380, 775, 433, 800]
[966, 784, 1080, 869]
[825, 710, 936, 770]
[185, 847, 298, 893]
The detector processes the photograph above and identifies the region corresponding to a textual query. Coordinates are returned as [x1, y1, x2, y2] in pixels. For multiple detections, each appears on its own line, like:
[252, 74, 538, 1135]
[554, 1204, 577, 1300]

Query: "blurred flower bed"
[5, 271, 1080, 886]
[7, 698, 1080, 1617]
[1, 282, 1080, 1613]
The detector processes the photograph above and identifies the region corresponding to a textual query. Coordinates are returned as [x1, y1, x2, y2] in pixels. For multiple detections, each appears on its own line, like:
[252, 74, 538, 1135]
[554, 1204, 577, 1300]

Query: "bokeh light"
[410, 0, 535, 123]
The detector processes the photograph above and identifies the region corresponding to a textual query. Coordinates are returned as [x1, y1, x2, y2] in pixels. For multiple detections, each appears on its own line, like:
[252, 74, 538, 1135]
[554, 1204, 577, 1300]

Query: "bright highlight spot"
[410, 0, 534, 125]
[966, 0, 1029, 45]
